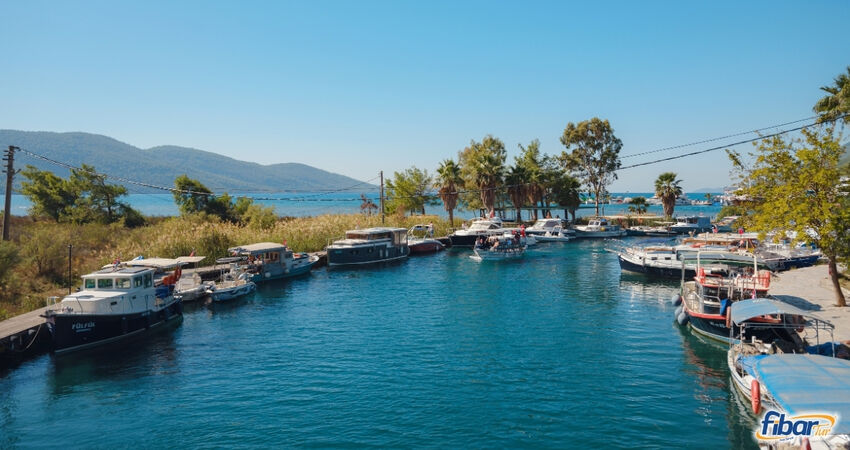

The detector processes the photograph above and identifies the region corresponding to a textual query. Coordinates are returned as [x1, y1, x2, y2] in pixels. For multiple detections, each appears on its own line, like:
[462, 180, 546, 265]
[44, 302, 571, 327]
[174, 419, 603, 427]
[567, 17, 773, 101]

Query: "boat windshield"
[115, 278, 131, 289]
[346, 231, 392, 240]
[97, 278, 113, 289]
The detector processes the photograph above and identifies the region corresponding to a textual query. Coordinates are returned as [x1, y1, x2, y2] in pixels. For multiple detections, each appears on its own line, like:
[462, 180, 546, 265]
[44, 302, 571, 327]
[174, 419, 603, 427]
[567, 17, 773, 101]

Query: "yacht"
[327, 227, 410, 266]
[669, 216, 713, 234]
[525, 218, 575, 238]
[42, 265, 182, 353]
[228, 242, 319, 282]
[448, 217, 505, 247]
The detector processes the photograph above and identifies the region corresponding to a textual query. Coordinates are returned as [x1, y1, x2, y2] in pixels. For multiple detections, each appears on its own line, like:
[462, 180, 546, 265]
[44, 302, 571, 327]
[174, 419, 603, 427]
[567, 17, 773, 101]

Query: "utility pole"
[2, 146, 17, 241]
[379, 171, 385, 224]
[68, 244, 73, 294]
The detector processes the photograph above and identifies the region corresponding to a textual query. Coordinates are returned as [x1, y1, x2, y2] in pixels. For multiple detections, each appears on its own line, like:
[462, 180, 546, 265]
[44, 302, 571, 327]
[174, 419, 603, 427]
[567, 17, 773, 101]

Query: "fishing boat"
[572, 217, 626, 238]
[675, 251, 773, 344]
[206, 260, 257, 302]
[470, 234, 526, 261]
[534, 226, 573, 243]
[448, 217, 505, 247]
[669, 216, 713, 234]
[407, 224, 445, 254]
[227, 242, 318, 282]
[326, 227, 410, 266]
[727, 299, 850, 448]
[42, 265, 183, 354]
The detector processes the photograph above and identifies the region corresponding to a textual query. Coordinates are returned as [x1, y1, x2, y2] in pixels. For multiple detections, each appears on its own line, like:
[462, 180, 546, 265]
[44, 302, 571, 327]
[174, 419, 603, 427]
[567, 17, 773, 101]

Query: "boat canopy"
[738, 354, 850, 433]
[122, 258, 181, 269]
[229, 242, 287, 254]
[176, 256, 206, 264]
[730, 298, 827, 325]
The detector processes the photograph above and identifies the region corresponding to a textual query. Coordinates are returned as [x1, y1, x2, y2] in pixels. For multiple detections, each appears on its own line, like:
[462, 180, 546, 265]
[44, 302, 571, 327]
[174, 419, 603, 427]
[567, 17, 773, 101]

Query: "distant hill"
[0, 130, 374, 194]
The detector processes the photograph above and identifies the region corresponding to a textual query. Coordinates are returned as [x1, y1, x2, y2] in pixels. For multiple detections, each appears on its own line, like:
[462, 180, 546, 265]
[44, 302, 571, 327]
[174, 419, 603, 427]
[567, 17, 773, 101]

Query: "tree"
[459, 135, 506, 217]
[505, 164, 528, 222]
[436, 159, 463, 226]
[20, 164, 142, 225]
[628, 196, 648, 215]
[814, 66, 850, 125]
[549, 173, 582, 222]
[559, 118, 623, 216]
[360, 194, 378, 216]
[385, 167, 434, 215]
[173, 175, 243, 222]
[517, 139, 547, 220]
[728, 126, 849, 307]
[655, 172, 683, 218]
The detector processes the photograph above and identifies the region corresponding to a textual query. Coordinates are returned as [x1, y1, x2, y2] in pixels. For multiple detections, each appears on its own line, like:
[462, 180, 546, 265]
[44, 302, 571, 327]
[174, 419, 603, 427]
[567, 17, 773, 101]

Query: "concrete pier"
[769, 265, 850, 341]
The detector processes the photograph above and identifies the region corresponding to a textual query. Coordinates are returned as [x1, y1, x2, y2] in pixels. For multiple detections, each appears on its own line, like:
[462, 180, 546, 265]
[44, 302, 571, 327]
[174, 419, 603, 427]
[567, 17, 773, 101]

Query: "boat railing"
[45, 296, 60, 306]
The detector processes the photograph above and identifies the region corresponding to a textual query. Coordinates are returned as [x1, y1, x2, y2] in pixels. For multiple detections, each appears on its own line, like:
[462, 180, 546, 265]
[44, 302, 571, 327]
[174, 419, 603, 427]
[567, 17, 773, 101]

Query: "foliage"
[458, 135, 506, 215]
[359, 194, 378, 216]
[172, 175, 276, 225]
[436, 159, 463, 226]
[728, 126, 850, 306]
[654, 172, 683, 218]
[242, 204, 278, 230]
[627, 196, 648, 215]
[516, 140, 548, 219]
[19, 164, 142, 225]
[0, 240, 19, 285]
[385, 167, 434, 216]
[814, 66, 850, 125]
[505, 164, 528, 221]
[548, 172, 582, 222]
[21, 225, 70, 280]
[559, 118, 623, 216]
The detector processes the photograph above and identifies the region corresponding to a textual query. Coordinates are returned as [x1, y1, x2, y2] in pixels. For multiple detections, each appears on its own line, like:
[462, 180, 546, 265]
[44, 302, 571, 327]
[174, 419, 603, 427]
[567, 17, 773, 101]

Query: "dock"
[0, 304, 53, 362]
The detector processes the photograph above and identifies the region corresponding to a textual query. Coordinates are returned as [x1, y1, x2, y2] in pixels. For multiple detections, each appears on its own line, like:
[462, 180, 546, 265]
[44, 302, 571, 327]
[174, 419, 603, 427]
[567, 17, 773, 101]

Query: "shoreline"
[769, 264, 850, 341]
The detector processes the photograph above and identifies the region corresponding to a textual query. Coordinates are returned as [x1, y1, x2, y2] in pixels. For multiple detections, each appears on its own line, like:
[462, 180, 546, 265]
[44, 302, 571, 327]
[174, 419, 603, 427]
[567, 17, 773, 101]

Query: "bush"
[21, 226, 70, 281]
[0, 240, 20, 284]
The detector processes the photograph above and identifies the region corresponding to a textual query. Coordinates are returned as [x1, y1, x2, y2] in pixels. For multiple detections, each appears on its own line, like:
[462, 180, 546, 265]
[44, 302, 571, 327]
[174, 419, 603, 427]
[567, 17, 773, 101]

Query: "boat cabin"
[327, 227, 410, 266]
[56, 266, 167, 315]
[527, 218, 566, 232]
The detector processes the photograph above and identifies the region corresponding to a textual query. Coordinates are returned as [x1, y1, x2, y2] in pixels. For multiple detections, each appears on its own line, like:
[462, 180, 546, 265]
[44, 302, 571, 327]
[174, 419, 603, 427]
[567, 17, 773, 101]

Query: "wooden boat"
[228, 242, 318, 282]
[470, 235, 526, 261]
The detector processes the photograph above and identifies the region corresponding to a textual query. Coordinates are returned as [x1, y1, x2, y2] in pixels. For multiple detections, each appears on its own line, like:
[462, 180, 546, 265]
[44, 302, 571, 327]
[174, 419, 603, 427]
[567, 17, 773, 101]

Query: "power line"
[620, 116, 818, 159]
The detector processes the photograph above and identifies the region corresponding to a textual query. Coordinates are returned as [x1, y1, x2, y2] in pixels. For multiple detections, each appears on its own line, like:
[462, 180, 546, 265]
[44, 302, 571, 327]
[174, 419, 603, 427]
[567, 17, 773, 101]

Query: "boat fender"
[676, 311, 689, 326]
[674, 305, 683, 318]
[751, 379, 761, 414]
[800, 437, 811, 450]
[671, 294, 682, 306]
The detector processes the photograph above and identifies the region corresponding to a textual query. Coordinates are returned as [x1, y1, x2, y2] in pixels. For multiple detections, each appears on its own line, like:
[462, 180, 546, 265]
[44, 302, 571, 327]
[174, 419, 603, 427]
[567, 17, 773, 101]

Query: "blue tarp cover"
[739, 354, 850, 434]
[730, 298, 825, 325]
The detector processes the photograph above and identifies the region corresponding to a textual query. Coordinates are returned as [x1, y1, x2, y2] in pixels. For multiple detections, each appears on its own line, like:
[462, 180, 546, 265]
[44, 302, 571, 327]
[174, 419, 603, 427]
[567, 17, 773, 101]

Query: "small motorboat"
[471, 234, 526, 261]
[534, 226, 573, 243]
[206, 263, 256, 303]
[573, 218, 626, 238]
[407, 224, 445, 254]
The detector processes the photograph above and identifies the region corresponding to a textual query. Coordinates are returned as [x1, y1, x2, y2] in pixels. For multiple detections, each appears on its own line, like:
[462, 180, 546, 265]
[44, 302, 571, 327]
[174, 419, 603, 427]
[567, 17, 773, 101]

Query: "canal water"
[0, 239, 759, 448]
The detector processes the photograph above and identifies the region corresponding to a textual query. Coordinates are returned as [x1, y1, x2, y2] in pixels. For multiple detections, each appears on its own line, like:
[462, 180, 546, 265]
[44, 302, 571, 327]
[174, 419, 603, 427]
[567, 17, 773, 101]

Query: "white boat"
[206, 262, 257, 302]
[573, 218, 626, 238]
[174, 255, 212, 302]
[407, 224, 445, 254]
[534, 226, 573, 242]
[449, 217, 505, 247]
[669, 216, 713, 234]
[470, 234, 526, 261]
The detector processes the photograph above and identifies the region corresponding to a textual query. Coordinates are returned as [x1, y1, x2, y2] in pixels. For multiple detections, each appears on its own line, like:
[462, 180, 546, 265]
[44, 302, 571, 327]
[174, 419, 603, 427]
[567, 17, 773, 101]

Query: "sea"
[7, 192, 724, 221]
[0, 217, 767, 448]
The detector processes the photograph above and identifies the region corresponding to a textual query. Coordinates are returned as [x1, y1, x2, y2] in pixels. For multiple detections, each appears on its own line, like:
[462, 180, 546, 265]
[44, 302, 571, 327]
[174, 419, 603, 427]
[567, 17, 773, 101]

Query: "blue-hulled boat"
[228, 242, 318, 282]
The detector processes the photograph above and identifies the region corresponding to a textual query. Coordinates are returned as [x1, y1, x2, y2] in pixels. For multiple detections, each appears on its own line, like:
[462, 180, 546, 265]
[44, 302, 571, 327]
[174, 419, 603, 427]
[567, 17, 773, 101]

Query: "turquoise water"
[0, 239, 759, 448]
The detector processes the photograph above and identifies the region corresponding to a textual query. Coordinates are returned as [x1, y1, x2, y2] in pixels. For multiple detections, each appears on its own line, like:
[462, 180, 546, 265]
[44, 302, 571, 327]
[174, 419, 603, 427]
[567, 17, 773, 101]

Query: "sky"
[1, 0, 848, 192]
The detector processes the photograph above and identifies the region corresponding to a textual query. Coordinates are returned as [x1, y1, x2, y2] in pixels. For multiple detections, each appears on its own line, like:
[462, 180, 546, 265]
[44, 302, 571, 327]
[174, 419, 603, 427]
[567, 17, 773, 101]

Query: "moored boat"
[525, 218, 574, 238]
[573, 217, 626, 238]
[448, 217, 505, 247]
[669, 216, 713, 234]
[228, 242, 318, 282]
[174, 255, 212, 302]
[327, 227, 410, 266]
[206, 261, 257, 302]
[42, 265, 183, 354]
[407, 224, 445, 254]
[534, 226, 573, 243]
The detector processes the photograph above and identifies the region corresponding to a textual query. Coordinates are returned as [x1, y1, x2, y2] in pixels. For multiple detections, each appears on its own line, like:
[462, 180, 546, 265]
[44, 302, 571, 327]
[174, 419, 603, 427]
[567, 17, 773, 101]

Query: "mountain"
[0, 130, 374, 194]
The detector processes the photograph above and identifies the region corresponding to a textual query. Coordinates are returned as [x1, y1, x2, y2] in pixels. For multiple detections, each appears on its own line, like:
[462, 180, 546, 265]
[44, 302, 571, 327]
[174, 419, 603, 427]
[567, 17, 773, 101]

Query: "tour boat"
[42, 265, 183, 354]
[674, 251, 773, 344]
[227, 242, 318, 282]
[326, 227, 410, 266]
[406, 224, 445, 254]
[572, 218, 626, 238]
[727, 299, 850, 449]
[616, 245, 758, 279]
[669, 216, 713, 234]
[448, 217, 505, 247]
[470, 234, 526, 261]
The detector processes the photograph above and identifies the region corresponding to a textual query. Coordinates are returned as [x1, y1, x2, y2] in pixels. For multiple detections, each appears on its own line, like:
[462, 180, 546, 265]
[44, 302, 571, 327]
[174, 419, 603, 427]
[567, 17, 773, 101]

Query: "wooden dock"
[0, 304, 52, 361]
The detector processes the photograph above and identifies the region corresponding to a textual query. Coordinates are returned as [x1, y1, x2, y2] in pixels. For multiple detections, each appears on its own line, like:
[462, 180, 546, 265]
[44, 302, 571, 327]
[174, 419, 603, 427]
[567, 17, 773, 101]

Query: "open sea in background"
[0, 237, 760, 448]
[8, 192, 724, 220]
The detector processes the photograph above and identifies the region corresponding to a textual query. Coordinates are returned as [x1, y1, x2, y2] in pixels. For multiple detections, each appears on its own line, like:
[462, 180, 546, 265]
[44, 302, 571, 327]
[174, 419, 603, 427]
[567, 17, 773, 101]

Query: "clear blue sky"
[1, 1, 848, 192]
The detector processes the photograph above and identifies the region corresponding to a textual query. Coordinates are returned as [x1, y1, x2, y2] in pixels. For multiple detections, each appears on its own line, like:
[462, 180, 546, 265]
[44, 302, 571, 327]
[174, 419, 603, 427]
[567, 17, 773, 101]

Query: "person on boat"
[427, 223, 434, 237]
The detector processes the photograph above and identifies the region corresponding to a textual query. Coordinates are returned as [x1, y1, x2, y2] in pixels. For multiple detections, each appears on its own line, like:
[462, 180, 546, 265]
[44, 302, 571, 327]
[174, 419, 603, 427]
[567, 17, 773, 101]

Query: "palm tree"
[627, 196, 648, 215]
[472, 152, 504, 217]
[814, 66, 850, 125]
[505, 165, 528, 222]
[436, 159, 463, 226]
[655, 172, 683, 218]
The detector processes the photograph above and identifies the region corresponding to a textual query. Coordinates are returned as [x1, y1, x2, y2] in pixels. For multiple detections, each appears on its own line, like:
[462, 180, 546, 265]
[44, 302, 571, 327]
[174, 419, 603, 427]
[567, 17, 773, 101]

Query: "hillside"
[0, 130, 373, 193]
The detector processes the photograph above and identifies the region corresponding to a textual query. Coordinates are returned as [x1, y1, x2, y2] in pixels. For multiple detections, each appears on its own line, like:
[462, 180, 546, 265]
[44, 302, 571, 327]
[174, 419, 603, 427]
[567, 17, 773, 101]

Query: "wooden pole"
[380, 170, 385, 225]
[2, 146, 16, 241]
[68, 244, 73, 294]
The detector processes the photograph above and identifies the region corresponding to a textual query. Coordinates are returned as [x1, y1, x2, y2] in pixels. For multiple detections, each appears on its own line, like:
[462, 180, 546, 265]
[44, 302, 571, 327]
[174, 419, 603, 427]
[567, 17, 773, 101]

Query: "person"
[426, 222, 434, 237]
[738, 226, 744, 235]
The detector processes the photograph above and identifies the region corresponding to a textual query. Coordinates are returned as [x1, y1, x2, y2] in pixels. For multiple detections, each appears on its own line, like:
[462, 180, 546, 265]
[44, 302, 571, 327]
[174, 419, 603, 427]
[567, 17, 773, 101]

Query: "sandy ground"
[769, 264, 850, 342]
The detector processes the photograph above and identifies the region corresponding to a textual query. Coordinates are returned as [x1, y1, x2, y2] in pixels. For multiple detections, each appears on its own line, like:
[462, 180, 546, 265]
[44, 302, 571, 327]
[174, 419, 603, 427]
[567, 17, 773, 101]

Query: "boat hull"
[48, 300, 183, 354]
[471, 247, 526, 261]
[327, 244, 410, 266]
[249, 257, 317, 283]
[409, 240, 445, 254]
[448, 233, 490, 248]
[210, 282, 256, 302]
[618, 254, 695, 279]
[573, 230, 626, 238]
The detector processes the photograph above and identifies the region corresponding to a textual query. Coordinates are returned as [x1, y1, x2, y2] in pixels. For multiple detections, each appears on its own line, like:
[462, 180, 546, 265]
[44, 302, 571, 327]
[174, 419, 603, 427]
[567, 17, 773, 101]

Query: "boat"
[675, 251, 773, 344]
[227, 242, 319, 282]
[407, 224, 445, 254]
[525, 218, 574, 238]
[326, 227, 410, 266]
[669, 216, 713, 234]
[206, 261, 257, 302]
[572, 217, 626, 238]
[727, 299, 850, 448]
[470, 234, 526, 261]
[615, 245, 759, 279]
[534, 226, 573, 243]
[625, 224, 676, 237]
[174, 256, 212, 302]
[41, 265, 183, 354]
[448, 217, 505, 247]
